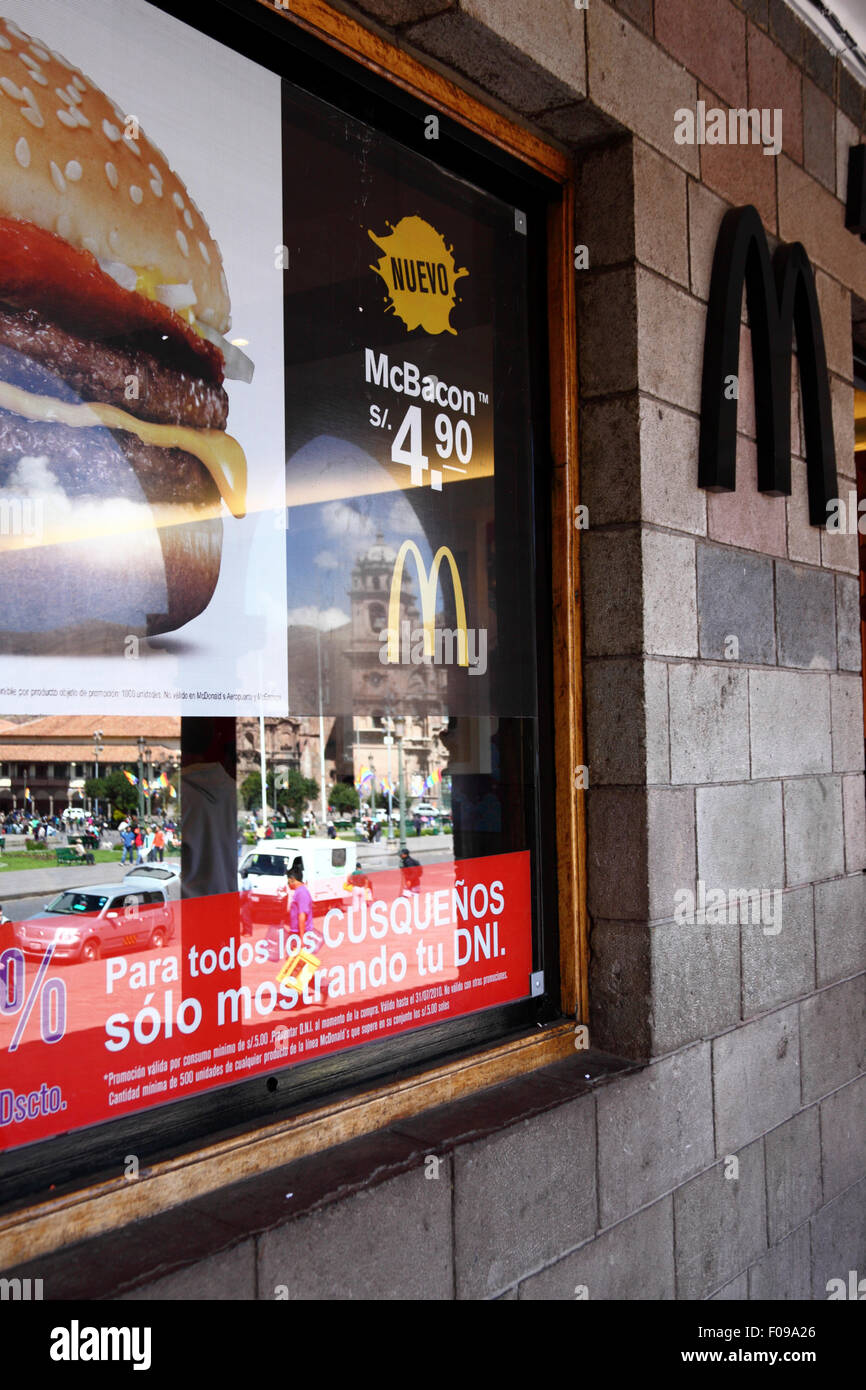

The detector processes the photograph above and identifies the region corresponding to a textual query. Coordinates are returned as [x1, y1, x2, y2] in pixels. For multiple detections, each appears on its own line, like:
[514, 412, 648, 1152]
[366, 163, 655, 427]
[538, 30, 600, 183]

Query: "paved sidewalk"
[0, 860, 131, 903]
[0, 835, 453, 901]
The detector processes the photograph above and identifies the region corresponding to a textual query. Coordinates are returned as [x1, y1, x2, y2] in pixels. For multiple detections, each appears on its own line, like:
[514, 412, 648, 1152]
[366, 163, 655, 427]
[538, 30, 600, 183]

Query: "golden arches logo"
[386, 540, 468, 665]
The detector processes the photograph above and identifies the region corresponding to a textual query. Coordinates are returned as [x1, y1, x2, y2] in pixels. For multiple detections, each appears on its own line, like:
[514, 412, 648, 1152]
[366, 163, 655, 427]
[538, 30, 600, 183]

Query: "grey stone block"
[696, 781, 785, 891]
[831, 674, 866, 773]
[712, 1006, 801, 1153]
[650, 917, 740, 1053]
[842, 774, 866, 874]
[668, 664, 750, 784]
[577, 268, 639, 397]
[118, 1241, 255, 1300]
[697, 546, 776, 664]
[636, 268, 704, 415]
[814, 873, 866, 986]
[641, 399, 706, 536]
[353, 0, 453, 25]
[257, 1163, 453, 1300]
[673, 1140, 767, 1300]
[800, 975, 866, 1103]
[580, 394, 641, 527]
[582, 528, 642, 657]
[775, 562, 837, 669]
[406, 10, 581, 115]
[586, 786, 648, 921]
[803, 78, 836, 192]
[585, 658, 648, 784]
[741, 886, 815, 1017]
[747, 1224, 811, 1300]
[643, 529, 698, 658]
[749, 670, 832, 779]
[648, 786, 696, 921]
[460, 0, 587, 97]
[536, 99, 622, 149]
[709, 1272, 749, 1299]
[810, 1177, 866, 1298]
[783, 776, 844, 886]
[518, 1196, 674, 1300]
[645, 660, 671, 784]
[597, 1043, 714, 1225]
[764, 1107, 823, 1244]
[453, 1095, 596, 1298]
[820, 1074, 866, 1202]
[836, 575, 863, 672]
[589, 920, 652, 1060]
[574, 132, 634, 272]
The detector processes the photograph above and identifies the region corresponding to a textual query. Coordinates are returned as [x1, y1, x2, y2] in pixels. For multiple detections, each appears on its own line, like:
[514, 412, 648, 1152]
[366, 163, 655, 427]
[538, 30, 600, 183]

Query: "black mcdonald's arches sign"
[699, 204, 837, 527]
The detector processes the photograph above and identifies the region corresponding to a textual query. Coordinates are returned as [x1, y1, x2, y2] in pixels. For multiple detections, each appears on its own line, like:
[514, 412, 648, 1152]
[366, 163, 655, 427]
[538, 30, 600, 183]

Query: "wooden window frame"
[0, 0, 587, 1269]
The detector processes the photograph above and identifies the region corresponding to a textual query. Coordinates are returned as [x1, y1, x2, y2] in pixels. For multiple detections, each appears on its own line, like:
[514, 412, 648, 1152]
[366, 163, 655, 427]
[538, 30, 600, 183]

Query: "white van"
[237, 837, 356, 927]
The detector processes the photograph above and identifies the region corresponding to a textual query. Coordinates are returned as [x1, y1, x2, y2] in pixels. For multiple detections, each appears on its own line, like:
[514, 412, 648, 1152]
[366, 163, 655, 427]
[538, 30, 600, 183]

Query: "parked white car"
[123, 860, 181, 901]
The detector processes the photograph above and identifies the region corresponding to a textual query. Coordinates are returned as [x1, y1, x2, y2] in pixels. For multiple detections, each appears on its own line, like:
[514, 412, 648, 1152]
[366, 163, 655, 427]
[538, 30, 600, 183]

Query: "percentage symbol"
[2, 943, 67, 1052]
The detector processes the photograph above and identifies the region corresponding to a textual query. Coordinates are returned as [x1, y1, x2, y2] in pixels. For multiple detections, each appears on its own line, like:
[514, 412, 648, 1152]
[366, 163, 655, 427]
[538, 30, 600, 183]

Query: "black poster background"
[280, 82, 537, 723]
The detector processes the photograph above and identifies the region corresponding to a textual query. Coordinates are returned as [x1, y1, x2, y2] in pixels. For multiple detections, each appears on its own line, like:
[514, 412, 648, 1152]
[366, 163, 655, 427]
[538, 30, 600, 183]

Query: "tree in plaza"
[104, 770, 141, 819]
[84, 769, 139, 820]
[240, 770, 274, 811]
[275, 769, 319, 824]
[328, 782, 360, 815]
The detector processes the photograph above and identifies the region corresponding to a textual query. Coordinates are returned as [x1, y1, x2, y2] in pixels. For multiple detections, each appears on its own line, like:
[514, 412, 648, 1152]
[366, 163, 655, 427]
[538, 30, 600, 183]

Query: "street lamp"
[394, 715, 407, 852]
[136, 736, 145, 823]
[92, 728, 103, 820]
[145, 745, 153, 819]
[383, 722, 395, 842]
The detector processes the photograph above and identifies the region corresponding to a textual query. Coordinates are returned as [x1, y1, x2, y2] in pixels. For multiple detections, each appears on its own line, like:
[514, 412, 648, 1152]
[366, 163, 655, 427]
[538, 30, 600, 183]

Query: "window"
[0, 0, 580, 1214]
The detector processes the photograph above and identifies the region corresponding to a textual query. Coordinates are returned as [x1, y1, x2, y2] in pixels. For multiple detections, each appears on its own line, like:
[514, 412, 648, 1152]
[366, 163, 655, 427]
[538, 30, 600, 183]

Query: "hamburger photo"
[0, 13, 252, 653]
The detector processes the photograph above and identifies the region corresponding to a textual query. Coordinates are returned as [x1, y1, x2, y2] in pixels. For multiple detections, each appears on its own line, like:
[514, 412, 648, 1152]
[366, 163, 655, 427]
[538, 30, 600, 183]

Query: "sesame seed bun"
[0, 14, 230, 333]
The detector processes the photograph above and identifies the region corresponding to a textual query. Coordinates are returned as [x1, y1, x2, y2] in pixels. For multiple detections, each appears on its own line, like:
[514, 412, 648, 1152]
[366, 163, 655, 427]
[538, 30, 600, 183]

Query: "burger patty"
[0, 407, 221, 509]
[0, 303, 228, 431]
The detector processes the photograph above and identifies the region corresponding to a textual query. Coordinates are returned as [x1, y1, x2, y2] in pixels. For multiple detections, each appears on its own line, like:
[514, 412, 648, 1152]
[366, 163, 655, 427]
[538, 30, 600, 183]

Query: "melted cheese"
[0, 378, 246, 518]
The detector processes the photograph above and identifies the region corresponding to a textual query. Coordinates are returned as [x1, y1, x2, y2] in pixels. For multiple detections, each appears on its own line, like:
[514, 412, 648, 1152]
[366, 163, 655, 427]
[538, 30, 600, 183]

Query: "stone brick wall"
[322, 0, 866, 1299]
[9, 0, 865, 1299]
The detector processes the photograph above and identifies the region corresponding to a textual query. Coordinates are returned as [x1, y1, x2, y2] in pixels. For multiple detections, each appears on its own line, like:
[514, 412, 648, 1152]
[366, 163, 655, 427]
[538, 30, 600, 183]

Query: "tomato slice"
[0, 218, 223, 383]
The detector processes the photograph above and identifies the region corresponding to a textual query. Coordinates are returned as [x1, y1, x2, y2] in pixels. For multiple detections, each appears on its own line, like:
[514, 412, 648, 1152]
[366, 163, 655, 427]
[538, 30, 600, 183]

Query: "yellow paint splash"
[368, 215, 468, 335]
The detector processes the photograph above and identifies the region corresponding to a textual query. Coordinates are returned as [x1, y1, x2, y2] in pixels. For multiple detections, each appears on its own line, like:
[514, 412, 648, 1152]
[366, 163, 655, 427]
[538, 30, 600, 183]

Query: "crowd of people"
[117, 818, 177, 864]
[0, 807, 179, 860]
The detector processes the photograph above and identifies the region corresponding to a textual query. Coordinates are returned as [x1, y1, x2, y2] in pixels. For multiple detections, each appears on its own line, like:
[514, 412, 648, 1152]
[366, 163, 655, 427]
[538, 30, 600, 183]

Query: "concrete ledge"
[3, 1050, 636, 1300]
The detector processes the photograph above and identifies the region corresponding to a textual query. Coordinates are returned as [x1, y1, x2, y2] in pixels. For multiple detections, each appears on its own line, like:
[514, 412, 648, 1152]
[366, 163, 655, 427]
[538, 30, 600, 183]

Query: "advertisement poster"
[0, 851, 531, 1148]
[0, 10, 542, 1154]
[281, 84, 537, 723]
[0, 0, 288, 715]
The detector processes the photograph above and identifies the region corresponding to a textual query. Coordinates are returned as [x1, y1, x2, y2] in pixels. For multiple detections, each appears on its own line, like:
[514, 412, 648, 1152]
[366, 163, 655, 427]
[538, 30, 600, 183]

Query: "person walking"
[120, 825, 135, 865]
[286, 865, 317, 950]
[153, 826, 165, 863]
[399, 847, 422, 895]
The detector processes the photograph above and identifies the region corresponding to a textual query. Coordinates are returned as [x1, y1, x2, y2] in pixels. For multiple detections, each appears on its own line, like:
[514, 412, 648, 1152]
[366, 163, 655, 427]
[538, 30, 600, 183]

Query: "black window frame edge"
[0, 0, 565, 1214]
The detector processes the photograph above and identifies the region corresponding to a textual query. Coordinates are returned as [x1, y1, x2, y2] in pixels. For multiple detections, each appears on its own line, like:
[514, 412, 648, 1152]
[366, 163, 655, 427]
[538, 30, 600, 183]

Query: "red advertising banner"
[0, 850, 531, 1150]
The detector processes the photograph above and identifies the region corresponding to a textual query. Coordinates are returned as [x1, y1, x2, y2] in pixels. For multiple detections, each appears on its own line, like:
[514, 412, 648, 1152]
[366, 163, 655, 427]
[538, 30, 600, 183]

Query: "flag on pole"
[123, 770, 138, 786]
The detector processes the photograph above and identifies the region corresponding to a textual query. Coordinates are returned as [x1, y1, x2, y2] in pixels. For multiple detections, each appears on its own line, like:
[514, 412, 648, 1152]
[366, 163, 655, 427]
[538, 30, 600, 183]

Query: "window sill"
[0, 1020, 601, 1273]
[2, 1037, 638, 1298]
